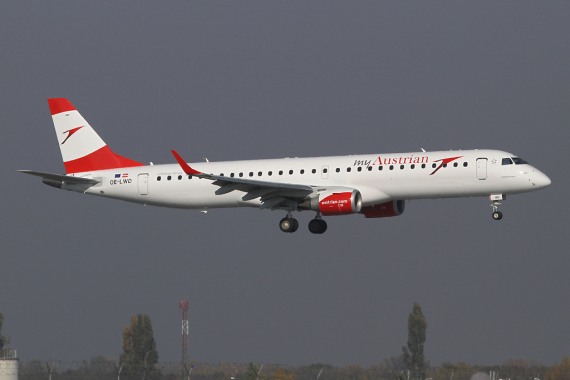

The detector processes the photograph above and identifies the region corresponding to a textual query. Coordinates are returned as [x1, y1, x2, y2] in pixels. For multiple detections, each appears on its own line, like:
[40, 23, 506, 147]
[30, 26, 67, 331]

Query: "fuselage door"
[476, 158, 487, 180]
[138, 173, 149, 195]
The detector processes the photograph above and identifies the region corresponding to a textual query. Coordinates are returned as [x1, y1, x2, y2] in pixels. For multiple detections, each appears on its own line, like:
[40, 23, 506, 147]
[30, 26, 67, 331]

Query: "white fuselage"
[66, 149, 550, 210]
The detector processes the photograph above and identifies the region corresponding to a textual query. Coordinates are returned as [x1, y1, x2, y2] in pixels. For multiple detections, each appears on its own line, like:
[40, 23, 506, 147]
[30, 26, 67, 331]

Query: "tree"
[241, 363, 264, 380]
[545, 357, 570, 380]
[120, 314, 160, 380]
[402, 303, 427, 380]
[272, 367, 295, 380]
[0, 312, 8, 350]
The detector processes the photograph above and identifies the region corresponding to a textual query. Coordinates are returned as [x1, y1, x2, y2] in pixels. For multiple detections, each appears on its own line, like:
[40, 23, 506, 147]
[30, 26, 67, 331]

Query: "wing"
[171, 150, 315, 210]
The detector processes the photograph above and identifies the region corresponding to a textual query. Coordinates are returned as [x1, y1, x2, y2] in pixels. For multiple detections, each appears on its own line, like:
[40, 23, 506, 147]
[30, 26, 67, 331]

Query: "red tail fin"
[49, 98, 143, 173]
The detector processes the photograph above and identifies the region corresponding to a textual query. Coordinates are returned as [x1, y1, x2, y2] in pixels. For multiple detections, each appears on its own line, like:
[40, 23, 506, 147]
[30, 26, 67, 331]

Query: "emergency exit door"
[138, 173, 149, 195]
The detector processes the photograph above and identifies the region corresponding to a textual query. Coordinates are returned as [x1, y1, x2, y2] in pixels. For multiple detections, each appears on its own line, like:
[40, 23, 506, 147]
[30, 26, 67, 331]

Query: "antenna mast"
[179, 300, 189, 379]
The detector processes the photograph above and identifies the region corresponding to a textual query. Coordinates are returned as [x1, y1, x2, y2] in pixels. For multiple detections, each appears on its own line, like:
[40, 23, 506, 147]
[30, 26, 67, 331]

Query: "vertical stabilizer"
[48, 98, 143, 173]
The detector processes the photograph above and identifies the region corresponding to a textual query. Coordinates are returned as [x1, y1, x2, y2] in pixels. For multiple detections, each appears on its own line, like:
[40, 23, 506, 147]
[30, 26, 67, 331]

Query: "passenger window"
[400, 165, 404, 170]
[389, 165, 394, 170]
[178, 175, 182, 180]
[239, 173, 243, 177]
[367, 166, 372, 171]
[157, 176, 162, 181]
[411, 164, 415, 169]
[300, 169, 305, 174]
[357, 167, 362, 172]
[379, 166, 383, 171]
[463, 162, 468, 167]
[421, 164, 426, 169]
[336, 168, 340, 173]
[167, 175, 172, 181]
[323, 168, 328, 173]
[289, 170, 293, 175]
[279, 170, 283, 175]
[453, 162, 458, 167]
[268, 171, 273, 176]
[347, 167, 351, 172]
[312, 169, 316, 174]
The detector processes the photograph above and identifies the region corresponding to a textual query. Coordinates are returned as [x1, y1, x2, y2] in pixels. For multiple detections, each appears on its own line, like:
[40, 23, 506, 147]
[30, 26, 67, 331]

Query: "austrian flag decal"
[110, 173, 132, 185]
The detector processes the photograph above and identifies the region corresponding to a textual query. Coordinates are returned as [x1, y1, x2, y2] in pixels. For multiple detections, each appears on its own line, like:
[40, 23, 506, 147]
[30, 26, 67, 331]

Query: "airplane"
[19, 98, 551, 234]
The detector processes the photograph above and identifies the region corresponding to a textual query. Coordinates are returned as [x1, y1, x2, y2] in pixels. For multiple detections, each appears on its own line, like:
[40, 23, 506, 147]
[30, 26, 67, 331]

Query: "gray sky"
[1, 0, 569, 367]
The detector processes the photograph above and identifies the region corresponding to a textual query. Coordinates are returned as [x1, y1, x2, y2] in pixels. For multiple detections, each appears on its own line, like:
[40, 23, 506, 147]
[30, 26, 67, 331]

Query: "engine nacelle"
[360, 200, 405, 218]
[300, 188, 363, 216]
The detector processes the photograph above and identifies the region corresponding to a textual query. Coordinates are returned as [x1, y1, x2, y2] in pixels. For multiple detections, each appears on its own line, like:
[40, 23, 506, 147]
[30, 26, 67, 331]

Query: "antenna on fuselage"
[421, 148, 427, 152]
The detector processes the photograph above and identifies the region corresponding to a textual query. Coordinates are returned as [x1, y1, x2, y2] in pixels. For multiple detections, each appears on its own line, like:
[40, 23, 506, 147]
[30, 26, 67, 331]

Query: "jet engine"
[360, 200, 405, 218]
[300, 188, 362, 216]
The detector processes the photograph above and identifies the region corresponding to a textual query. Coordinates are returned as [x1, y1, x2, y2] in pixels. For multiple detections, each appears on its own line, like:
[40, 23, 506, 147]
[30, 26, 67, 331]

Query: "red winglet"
[171, 150, 203, 175]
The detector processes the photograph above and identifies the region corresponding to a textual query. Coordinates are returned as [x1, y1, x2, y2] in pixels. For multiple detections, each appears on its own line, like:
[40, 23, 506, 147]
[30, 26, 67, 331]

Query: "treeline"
[17, 357, 570, 380]
[5, 309, 570, 380]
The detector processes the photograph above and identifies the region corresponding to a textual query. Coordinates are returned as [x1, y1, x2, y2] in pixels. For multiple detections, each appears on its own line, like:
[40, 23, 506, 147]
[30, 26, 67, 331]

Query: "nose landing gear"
[490, 194, 505, 220]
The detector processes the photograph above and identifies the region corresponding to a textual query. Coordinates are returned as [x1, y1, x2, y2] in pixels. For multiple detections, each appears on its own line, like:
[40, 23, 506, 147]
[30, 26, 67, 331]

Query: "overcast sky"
[1, 0, 569, 368]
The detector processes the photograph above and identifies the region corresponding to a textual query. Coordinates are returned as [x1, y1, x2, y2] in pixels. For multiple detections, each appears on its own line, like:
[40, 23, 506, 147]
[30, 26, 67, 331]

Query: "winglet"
[171, 150, 204, 176]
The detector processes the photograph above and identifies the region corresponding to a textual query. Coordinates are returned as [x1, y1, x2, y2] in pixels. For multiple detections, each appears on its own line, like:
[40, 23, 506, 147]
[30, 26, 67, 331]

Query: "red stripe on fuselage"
[64, 146, 144, 174]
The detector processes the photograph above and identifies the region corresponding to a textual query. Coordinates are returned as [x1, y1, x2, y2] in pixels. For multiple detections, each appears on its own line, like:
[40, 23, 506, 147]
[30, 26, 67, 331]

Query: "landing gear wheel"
[279, 217, 299, 233]
[308, 219, 328, 234]
[492, 211, 503, 220]
[290, 218, 299, 232]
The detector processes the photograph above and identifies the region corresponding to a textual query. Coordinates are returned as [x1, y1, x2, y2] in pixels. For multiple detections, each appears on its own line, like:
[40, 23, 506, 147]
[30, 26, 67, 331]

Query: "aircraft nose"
[533, 170, 551, 188]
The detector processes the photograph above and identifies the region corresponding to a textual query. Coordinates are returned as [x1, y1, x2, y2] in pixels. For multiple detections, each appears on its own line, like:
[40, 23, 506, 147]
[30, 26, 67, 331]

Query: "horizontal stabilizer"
[18, 170, 100, 185]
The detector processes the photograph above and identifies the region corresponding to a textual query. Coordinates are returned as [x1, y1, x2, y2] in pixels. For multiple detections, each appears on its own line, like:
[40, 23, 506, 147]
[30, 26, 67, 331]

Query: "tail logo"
[61, 126, 84, 145]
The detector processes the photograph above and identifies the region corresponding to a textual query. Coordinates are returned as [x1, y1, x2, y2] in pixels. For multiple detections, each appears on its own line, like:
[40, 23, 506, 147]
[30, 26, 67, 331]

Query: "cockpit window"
[512, 157, 528, 165]
[501, 158, 513, 165]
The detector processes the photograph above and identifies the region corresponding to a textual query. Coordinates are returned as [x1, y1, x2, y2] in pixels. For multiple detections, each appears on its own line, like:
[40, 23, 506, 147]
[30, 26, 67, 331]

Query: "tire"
[308, 219, 328, 234]
[492, 211, 503, 220]
[290, 218, 299, 232]
[280, 217, 298, 233]
[308, 219, 320, 234]
[279, 218, 292, 232]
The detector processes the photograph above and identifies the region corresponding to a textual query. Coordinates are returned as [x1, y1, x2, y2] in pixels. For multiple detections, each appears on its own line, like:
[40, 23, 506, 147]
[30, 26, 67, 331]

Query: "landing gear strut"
[279, 212, 299, 233]
[490, 194, 505, 220]
[308, 213, 327, 234]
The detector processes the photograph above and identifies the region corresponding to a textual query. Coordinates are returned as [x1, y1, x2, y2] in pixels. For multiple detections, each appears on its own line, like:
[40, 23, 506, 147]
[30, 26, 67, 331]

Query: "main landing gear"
[308, 215, 327, 234]
[279, 214, 299, 233]
[279, 212, 328, 234]
[490, 194, 505, 221]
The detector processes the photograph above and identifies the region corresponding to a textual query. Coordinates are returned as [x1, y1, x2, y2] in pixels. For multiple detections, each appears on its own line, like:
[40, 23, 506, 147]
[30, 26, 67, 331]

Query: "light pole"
[316, 367, 324, 380]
